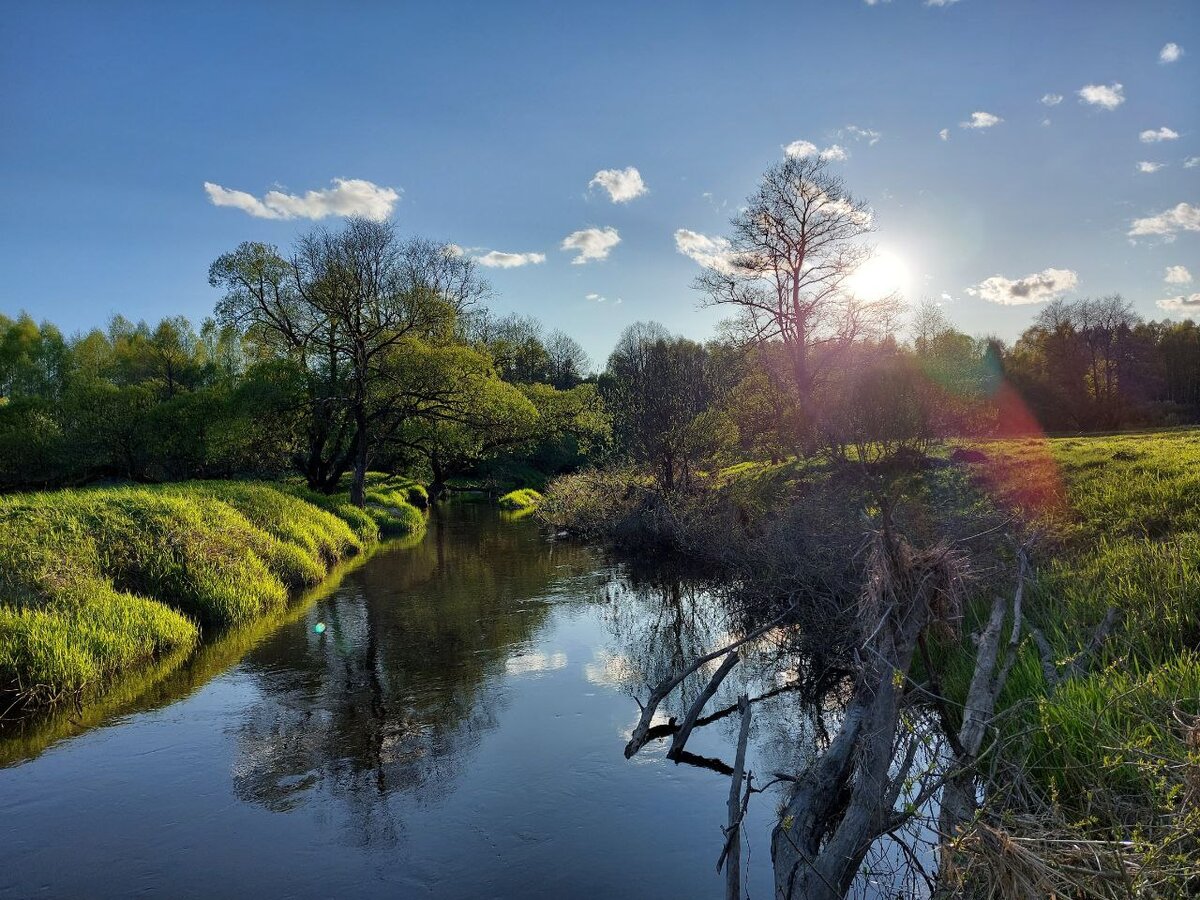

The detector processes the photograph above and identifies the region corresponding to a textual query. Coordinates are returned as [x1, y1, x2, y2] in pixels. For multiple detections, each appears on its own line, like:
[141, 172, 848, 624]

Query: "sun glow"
[848, 250, 912, 301]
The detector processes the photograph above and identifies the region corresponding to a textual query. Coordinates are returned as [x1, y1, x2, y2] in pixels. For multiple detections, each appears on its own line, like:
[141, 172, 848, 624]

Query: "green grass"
[939, 430, 1200, 821]
[0, 478, 425, 713]
[498, 488, 543, 512]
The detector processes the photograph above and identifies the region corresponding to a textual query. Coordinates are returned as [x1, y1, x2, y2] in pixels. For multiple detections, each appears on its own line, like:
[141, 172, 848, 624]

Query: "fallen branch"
[625, 603, 796, 758]
[668, 651, 740, 760]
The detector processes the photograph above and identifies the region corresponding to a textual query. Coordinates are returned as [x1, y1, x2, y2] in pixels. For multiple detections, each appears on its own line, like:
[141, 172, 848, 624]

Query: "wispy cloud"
[1078, 83, 1124, 110]
[784, 139, 849, 161]
[967, 267, 1078, 305]
[1140, 126, 1179, 143]
[203, 178, 400, 220]
[1040, 93, 1063, 106]
[840, 125, 882, 145]
[1187, 158, 1200, 169]
[1137, 161, 1166, 173]
[961, 111, 1002, 129]
[473, 250, 546, 268]
[925, 0, 961, 6]
[1128, 203, 1200, 240]
[939, 128, 950, 141]
[1165, 265, 1193, 285]
[584, 293, 622, 305]
[1158, 293, 1200, 312]
[561, 227, 620, 264]
[1160, 42, 1183, 63]
[589, 167, 647, 203]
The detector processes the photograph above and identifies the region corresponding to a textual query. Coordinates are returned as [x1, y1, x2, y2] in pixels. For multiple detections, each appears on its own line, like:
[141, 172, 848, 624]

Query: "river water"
[0, 503, 816, 899]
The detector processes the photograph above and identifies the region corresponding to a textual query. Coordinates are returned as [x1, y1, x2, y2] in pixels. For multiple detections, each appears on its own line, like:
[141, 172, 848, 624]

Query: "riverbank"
[0, 477, 427, 716]
[539, 429, 1200, 892]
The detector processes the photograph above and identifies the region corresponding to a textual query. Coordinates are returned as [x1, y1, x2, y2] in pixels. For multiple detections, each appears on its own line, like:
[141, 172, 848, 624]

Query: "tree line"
[3, 155, 1198, 499]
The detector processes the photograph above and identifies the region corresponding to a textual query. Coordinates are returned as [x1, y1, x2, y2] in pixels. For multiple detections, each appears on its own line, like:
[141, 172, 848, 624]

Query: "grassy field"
[0, 477, 426, 714]
[956, 431, 1200, 823]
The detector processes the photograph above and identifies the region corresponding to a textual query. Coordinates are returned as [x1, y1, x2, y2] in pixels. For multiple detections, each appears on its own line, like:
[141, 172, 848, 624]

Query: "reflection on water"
[0, 503, 822, 899]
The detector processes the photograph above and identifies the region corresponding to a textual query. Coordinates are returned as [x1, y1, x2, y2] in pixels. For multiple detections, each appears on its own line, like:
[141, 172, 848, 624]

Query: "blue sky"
[2, 0, 1197, 364]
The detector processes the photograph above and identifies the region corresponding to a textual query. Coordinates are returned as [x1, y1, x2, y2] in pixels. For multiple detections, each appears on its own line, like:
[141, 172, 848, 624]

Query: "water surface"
[0, 504, 807, 899]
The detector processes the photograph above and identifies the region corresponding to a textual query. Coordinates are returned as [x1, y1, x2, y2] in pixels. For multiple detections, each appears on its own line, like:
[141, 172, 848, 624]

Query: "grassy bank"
[0, 478, 426, 715]
[954, 432, 1200, 826]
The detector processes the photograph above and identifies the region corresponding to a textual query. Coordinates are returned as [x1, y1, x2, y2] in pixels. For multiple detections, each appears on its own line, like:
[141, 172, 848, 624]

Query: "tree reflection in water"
[228, 504, 600, 845]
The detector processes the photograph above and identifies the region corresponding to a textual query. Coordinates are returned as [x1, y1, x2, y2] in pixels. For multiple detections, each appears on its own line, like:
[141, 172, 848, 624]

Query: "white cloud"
[841, 125, 881, 145]
[1078, 83, 1125, 110]
[1160, 42, 1183, 64]
[1165, 265, 1193, 285]
[785, 139, 849, 161]
[1186, 157, 1200, 169]
[1138, 161, 1166, 173]
[1040, 93, 1063, 106]
[1158, 293, 1200, 312]
[561, 227, 620, 264]
[473, 250, 546, 268]
[589, 167, 647, 203]
[674, 228, 739, 272]
[585, 292, 607, 303]
[863, 0, 891, 5]
[1128, 203, 1200, 240]
[925, 0, 961, 6]
[939, 128, 950, 141]
[961, 111, 1002, 129]
[967, 267, 1079, 305]
[204, 178, 400, 220]
[1140, 126, 1179, 143]
[784, 139, 819, 158]
[1042, 117, 1052, 127]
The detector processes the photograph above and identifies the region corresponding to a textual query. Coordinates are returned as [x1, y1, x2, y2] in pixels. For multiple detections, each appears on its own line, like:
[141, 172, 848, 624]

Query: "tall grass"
[0, 478, 426, 714]
[953, 431, 1200, 831]
[498, 487, 543, 513]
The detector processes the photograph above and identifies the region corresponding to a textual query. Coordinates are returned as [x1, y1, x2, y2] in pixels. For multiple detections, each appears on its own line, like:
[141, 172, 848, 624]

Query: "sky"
[2, 0, 1197, 366]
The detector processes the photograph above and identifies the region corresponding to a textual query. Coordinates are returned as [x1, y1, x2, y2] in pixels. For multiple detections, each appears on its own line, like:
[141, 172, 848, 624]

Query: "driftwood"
[625, 603, 796, 758]
[668, 651, 740, 760]
[719, 694, 752, 900]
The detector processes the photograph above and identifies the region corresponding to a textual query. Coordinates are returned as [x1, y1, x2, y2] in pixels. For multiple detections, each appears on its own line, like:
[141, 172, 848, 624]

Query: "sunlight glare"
[848, 250, 912, 301]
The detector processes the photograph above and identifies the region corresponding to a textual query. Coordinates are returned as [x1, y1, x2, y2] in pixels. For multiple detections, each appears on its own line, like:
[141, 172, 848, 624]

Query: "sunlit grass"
[498, 488, 543, 513]
[0, 478, 426, 713]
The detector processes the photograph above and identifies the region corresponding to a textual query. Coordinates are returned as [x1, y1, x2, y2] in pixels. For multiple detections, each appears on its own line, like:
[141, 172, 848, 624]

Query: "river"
[0, 503, 818, 899]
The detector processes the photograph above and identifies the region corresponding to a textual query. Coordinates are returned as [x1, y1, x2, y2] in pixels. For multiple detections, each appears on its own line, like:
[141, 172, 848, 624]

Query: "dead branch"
[625, 603, 796, 758]
[669, 651, 740, 760]
[719, 694, 752, 900]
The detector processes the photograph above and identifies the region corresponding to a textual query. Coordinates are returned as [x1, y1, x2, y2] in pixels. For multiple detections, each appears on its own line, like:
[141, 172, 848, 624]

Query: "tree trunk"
[349, 404, 368, 508]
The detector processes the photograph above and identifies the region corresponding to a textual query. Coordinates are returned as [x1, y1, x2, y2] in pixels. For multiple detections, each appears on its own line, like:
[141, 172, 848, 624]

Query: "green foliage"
[498, 488, 543, 511]
[0, 481, 373, 711]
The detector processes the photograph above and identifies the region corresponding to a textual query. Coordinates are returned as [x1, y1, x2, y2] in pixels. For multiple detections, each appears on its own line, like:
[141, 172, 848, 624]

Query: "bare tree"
[695, 155, 890, 412]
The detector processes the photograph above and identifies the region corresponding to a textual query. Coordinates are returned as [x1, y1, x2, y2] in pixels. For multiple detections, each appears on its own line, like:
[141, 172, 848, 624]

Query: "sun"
[848, 250, 912, 301]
